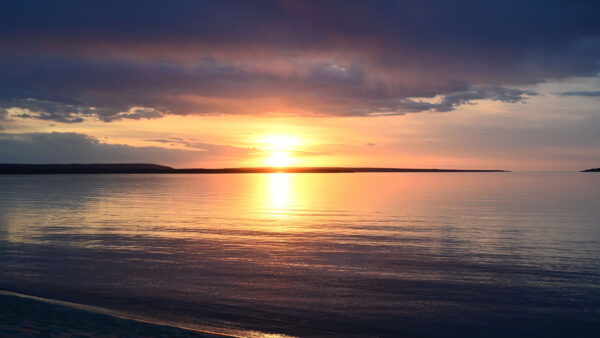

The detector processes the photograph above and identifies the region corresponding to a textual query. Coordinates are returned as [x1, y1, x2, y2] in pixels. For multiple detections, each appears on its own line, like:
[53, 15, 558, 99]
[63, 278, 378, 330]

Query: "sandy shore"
[0, 291, 222, 337]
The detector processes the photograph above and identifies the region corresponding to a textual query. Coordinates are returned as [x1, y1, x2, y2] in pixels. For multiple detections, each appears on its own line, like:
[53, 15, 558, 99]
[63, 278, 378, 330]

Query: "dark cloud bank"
[559, 91, 600, 97]
[1, 0, 600, 123]
[0, 132, 254, 166]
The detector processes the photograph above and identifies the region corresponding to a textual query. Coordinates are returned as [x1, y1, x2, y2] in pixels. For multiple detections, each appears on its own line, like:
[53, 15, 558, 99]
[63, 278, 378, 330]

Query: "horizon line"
[0, 163, 512, 174]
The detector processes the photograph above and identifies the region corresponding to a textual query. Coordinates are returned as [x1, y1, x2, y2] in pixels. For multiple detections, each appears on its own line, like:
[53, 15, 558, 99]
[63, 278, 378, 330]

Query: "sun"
[259, 134, 301, 167]
[266, 150, 294, 167]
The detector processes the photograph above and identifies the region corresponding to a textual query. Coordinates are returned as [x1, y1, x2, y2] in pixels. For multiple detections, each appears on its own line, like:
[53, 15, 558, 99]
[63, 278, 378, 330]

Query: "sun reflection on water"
[267, 173, 292, 217]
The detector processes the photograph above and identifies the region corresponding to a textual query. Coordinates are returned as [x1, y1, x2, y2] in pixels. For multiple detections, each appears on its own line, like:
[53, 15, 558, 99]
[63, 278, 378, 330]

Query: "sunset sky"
[1, 0, 600, 170]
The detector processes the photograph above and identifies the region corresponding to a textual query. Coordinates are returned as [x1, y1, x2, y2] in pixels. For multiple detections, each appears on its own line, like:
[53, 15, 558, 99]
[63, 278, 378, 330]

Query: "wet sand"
[0, 291, 219, 337]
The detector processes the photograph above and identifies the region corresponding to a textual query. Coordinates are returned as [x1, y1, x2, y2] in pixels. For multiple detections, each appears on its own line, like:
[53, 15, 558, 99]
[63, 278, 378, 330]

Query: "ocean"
[1, 172, 599, 337]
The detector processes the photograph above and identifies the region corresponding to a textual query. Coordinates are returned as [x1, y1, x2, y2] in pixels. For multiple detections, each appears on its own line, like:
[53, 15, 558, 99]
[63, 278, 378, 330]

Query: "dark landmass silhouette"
[0, 163, 173, 174]
[581, 168, 600, 172]
[0, 163, 509, 174]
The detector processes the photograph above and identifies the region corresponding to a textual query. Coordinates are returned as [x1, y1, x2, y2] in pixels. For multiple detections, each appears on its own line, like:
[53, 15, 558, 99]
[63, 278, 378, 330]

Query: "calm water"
[1, 172, 599, 337]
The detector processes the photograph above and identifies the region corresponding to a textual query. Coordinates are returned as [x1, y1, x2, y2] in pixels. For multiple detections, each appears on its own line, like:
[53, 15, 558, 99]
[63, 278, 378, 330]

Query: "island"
[0, 163, 510, 174]
[581, 168, 600, 172]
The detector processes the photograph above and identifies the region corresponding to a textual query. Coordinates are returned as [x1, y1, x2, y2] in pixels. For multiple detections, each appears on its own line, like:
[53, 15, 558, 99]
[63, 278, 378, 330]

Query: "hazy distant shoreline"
[0, 163, 510, 174]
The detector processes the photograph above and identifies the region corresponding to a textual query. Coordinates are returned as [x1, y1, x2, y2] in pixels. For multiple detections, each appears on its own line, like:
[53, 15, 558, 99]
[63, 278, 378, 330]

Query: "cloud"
[432, 87, 538, 112]
[144, 137, 326, 158]
[0, 109, 7, 129]
[100, 107, 164, 122]
[0, 132, 256, 167]
[4, 98, 86, 123]
[363, 87, 536, 116]
[559, 91, 600, 97]
[0, 98, 164, 123]
[0, 1, 598, 121]
[144, 137, 258, 157]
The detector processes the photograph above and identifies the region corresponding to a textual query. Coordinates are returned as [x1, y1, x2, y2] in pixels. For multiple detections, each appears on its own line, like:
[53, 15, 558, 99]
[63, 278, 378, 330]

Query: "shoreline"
[0, 289, 259, 338]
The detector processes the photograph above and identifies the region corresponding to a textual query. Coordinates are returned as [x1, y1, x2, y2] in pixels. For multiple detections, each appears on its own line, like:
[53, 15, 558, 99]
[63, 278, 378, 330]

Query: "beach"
[0, 291, 217, 337]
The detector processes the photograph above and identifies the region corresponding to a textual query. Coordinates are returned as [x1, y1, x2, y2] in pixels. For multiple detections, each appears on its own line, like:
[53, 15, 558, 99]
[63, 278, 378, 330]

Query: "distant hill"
[0, 163, 175, 174]
[581, 168, 600, 172]
[0, 163, 510, 174]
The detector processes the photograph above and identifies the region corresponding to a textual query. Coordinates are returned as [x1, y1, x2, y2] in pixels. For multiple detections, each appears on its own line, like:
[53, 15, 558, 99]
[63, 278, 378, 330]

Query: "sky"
[1, 0, 600, 170]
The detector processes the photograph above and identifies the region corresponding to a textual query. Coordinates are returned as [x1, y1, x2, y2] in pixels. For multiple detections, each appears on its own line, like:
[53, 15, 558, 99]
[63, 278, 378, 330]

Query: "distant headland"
[0, 163, 510, 174]
[581, 168, 600, 172]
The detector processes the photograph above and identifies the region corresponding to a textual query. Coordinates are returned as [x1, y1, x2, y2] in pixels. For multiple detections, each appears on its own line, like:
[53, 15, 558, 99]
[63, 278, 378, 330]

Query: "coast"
[0, 290, 225, 337]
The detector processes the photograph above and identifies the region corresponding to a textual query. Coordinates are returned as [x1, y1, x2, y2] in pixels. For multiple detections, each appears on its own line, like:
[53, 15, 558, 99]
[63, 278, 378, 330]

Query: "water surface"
[1, 172, 599, 336]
